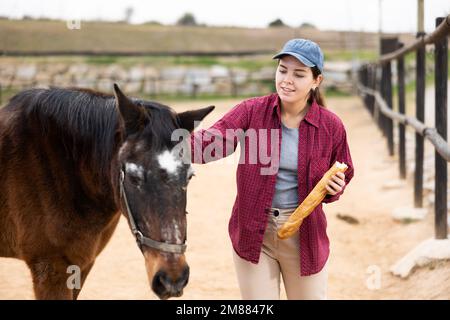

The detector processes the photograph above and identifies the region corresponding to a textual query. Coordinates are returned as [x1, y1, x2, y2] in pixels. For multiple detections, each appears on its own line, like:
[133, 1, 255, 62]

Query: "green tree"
[299, 22, 316, 29]
[177, 13, 197, 26]
[268, 18, 287, 27]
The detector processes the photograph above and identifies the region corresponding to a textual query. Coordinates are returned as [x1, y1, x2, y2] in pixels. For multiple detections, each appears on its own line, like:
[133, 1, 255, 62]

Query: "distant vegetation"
[268, 19, 288, 28]
[176, 13, 198, 26]
[0, 18, 393, 55]
[300, 22, 317, 29]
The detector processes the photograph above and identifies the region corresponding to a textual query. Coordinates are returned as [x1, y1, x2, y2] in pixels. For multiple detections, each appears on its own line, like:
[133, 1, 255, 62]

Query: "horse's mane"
[6, 87, 179, 177]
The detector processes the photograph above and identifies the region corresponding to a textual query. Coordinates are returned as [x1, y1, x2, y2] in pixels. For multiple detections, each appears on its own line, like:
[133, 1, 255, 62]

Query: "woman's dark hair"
[307, 66, 326, 107]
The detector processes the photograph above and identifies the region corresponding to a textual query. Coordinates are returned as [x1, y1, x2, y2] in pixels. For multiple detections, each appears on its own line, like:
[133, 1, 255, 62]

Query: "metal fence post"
[397, 42, 407, 179]
[415, 31, 426, 208]
[434, 17, 448, 239]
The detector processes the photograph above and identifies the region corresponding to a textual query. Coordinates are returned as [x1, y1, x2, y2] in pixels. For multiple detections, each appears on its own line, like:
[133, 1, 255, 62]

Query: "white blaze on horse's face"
[157, 150, 182, 176]
[125, 162, 145, 180]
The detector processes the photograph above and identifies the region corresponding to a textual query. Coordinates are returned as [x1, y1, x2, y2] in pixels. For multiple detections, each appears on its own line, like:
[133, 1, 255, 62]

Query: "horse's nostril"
[178, 266, 190, 289]
[152, 270, 169, 298]
[157, 271, 172, 288]
[152, 267, 190, 299]
[171, 266, 189, 292]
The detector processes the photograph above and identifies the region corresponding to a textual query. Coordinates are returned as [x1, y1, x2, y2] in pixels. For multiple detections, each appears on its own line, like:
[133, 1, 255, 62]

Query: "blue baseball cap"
[273, 38, 324, 73]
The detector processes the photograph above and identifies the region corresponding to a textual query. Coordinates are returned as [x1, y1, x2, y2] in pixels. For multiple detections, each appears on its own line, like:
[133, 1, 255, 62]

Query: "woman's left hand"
[326, 172, 346, 195]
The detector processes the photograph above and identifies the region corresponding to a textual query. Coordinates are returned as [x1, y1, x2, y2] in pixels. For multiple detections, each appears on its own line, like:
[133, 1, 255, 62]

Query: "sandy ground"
[1, 96, 449, 300]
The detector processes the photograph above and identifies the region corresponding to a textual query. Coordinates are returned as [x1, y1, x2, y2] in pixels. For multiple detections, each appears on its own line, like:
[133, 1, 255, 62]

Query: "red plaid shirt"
[191, 93, 354, 276]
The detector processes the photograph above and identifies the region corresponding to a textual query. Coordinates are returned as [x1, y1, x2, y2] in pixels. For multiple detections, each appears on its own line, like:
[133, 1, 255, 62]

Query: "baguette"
[277, 161, 348, 240]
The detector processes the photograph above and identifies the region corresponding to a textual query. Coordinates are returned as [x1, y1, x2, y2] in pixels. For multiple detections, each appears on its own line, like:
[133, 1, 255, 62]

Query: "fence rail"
[357, 84, 450, 161]
[357, 15, 449, 240]
[377, 15, 450, 65]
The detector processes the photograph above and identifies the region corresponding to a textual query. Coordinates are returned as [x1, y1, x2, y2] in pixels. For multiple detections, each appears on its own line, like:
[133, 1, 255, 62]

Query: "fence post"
[397, 42, 407, 179]
[362, 66, 369, 110]
[381, 37, 397, 156]
[191, 83, 199, 99]
[434, 17, 448, 240]
[415, 31, 426, 208]
[376, 65, 383, 129]
[369, 64, 377, 116]
[365, 64, 373, 116]
[379, 40, 386, 136]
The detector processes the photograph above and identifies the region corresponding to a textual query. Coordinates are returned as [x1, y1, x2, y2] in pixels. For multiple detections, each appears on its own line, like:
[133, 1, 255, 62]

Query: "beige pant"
[233, 208, 328, 300]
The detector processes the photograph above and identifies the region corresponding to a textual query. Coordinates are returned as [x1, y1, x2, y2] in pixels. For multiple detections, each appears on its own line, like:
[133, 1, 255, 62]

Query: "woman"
[190, 39, 354, 299]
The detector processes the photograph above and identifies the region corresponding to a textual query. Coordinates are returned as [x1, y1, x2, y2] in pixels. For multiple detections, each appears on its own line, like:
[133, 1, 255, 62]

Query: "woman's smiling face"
[275, 55, 322, 106]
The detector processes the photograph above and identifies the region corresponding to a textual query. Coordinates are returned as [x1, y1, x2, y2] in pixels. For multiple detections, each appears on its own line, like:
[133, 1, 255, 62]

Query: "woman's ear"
[314, 74, 324, 87]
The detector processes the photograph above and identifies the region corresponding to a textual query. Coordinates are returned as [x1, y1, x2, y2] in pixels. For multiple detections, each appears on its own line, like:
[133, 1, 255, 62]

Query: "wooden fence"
[357, 15, 449, 240]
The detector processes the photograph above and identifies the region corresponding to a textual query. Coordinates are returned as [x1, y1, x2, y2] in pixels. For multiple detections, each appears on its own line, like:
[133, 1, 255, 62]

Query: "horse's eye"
[159, 169, 169, 180]
[127, 173, 142, 186]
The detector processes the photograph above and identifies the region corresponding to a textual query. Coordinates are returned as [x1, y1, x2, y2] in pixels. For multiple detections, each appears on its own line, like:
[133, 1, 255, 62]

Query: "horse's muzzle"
[151, 266, 190, 299]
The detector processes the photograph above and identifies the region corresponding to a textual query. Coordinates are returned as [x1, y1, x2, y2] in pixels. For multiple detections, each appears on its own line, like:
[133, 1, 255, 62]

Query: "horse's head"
[112, 84, 214, 299]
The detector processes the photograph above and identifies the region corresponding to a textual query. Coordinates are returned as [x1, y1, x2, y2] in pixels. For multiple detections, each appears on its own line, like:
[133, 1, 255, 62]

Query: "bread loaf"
[277, 161, 348, 239]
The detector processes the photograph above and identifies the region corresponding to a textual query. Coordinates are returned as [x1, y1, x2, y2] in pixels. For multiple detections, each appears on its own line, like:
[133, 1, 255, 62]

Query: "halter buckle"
[134, 230, 144, 244]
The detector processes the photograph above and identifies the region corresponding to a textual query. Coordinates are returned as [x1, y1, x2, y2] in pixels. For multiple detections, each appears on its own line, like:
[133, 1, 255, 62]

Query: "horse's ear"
[113, 83, 146, 136]
[177, 106, 215, 132]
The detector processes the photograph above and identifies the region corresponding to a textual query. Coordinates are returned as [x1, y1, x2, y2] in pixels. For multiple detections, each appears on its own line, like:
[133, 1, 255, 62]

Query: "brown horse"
[0, 84, 214, 299]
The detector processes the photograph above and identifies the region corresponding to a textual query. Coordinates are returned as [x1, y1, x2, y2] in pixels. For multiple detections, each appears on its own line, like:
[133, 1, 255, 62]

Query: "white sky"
[0, 0, 449, 33]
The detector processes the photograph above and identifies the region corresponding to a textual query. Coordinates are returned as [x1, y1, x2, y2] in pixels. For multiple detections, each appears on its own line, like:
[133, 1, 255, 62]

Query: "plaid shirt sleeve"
[190, 100, 250, 164]
[322, 122, 354, 204]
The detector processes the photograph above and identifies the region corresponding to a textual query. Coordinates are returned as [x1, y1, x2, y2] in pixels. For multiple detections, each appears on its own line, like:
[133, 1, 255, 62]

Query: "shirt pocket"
[308, 157, 331, 190]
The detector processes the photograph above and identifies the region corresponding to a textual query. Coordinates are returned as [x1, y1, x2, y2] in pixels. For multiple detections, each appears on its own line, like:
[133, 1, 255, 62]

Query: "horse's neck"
[77, 160, 119, 215]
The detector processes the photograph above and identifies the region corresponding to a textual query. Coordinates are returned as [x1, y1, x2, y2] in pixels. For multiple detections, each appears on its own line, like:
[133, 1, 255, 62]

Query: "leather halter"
[119, 168, 187, 254]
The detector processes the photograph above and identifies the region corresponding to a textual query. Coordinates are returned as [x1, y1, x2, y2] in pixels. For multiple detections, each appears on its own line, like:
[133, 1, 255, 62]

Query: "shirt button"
[273, 210, 279, 217]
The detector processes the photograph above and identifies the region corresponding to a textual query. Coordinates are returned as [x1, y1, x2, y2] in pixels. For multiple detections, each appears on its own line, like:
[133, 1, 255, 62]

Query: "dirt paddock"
[1, 96, 449, 299]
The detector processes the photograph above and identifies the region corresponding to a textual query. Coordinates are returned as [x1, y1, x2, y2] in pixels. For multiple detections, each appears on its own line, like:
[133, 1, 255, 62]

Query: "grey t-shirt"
[271, 122, 299, 209]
